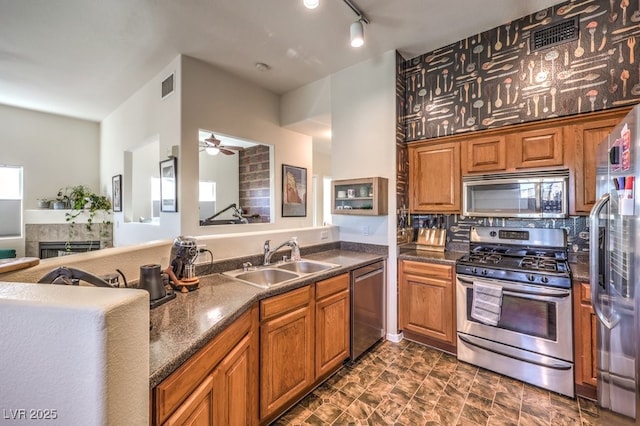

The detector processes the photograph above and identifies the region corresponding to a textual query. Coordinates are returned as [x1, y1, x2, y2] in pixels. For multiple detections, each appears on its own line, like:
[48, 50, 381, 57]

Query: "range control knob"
[471, 267, 478, 274]
[541, 276, 549, 284]
[481, 269, 488, 276]
[490, 231, 497, 237]
[527, 274, 535, 282]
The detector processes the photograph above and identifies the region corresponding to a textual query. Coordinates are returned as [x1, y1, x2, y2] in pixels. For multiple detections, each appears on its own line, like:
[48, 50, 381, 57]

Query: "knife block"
[416, 228, 446, 252]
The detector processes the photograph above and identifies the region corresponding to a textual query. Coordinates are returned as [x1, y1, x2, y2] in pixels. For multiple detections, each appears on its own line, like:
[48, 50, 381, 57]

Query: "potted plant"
[60, 185, 112, 229]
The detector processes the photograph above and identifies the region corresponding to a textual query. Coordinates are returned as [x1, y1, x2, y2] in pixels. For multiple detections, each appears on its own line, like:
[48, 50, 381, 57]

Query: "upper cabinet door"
[509, 127, 564, 169]
[572, 114, 626, 213]
[462, 135, 507, 174]
[409, 142, 461, 212]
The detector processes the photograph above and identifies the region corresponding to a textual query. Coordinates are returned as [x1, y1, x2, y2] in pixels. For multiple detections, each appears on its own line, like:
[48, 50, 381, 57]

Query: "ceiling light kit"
[301, 0, 369, 47]
[303, 0, 319, 9]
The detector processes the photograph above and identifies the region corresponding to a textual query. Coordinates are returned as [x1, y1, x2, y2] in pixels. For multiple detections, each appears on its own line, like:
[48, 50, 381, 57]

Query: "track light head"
[350, 20, 364, 47]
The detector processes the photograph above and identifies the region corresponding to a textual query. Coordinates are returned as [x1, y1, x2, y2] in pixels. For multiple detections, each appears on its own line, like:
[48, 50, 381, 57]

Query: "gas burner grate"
[520, 257, 559, 271]
[468, 253, 502, 264]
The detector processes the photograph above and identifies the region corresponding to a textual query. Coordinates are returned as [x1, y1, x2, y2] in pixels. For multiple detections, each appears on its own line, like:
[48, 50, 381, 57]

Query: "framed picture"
[160, 157, 178, 212]
[282, 164, 307, 217]
[112, 174, 122, 212]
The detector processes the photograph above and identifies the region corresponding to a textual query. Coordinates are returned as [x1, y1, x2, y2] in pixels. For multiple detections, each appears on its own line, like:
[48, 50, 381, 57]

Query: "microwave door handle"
[589, 193, 617, 330]
[535, 182, 542, 212]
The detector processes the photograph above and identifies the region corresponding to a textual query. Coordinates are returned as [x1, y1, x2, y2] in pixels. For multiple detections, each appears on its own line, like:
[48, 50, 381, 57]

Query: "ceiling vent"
[161, 73, 174, 99]
[531, 18, 579, 52]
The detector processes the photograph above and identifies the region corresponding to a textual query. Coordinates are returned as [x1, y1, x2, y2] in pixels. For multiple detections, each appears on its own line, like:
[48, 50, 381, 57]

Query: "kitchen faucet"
[263, 238, 300, 265]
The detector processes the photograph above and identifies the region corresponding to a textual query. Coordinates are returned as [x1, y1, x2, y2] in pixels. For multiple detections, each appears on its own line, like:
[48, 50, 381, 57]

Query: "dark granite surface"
[149, 249, 385, 388]
[569, 261, 589, 283]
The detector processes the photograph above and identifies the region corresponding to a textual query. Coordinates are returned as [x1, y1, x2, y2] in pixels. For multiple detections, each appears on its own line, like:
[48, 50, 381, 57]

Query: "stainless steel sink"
[225, 268, 300, 288]
[276, 260, 337, 274]
[223, 259, 338, 288]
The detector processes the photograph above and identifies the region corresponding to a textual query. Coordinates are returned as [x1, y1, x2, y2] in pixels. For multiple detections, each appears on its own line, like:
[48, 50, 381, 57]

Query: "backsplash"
[402, 0, 640, 141]
[408, 214, 589, 253]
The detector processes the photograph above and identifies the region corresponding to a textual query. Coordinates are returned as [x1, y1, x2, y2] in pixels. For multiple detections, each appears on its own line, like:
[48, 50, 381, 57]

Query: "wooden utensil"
[628, 36, 636, 63]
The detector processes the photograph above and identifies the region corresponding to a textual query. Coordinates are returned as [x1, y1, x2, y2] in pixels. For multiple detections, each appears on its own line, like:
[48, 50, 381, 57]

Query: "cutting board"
[0, 257, 40, 274]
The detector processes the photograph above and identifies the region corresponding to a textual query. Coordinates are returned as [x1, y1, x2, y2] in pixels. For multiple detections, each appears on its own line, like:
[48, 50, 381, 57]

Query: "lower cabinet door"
[163, 375, 214, 426]
[260, 304, 314, 420]
[213, 333, 256, 426]
[315, 289, 350, 378]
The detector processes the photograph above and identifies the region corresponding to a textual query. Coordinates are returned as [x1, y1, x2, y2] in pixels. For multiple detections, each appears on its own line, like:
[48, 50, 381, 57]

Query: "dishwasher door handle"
[354, 268, 383, 282]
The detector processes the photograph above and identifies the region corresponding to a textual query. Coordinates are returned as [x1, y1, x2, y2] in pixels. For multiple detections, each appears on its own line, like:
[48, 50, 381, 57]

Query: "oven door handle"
[457, 276, 571, 299]
[458, 334, 573, 371]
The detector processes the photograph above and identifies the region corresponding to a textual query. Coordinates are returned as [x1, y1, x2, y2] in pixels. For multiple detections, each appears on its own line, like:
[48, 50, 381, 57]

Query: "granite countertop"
[569, 260, 589, 283]
[149, 249, 384, 388]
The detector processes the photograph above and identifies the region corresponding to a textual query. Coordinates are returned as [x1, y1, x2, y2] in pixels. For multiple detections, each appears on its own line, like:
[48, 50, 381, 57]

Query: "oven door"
[456, 274, 573, 362]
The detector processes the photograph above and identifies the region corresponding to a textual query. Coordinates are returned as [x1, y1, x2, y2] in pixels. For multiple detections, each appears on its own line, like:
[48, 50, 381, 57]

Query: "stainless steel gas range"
[455, 226, 574, 397]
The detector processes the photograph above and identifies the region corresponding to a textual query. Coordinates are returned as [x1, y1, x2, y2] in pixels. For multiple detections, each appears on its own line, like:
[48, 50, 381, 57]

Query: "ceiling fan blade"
[219, 148, 235, 155]
[220, 145, 243, 151]
[205, 133, 221, 145]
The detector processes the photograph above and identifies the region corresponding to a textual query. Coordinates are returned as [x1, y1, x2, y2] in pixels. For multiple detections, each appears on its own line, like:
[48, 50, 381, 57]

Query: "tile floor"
[273, 339, 602, 425]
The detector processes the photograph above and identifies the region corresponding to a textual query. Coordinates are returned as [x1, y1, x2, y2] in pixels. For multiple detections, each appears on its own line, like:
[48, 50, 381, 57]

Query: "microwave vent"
[531, 18, 579, 52]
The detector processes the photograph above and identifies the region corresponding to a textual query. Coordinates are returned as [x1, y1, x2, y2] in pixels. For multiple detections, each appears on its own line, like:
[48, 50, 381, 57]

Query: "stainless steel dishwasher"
[351, 260, 385, 360]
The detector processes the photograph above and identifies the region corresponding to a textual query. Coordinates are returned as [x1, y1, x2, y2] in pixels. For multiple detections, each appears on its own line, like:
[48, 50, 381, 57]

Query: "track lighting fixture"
[303, 0, 319, 9]
[350, 20, 364, 47]
[343, 0, 368, 47]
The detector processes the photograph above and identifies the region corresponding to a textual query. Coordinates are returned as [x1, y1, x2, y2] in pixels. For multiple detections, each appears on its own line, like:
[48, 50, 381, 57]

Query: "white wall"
[312, 147, 331, 225]
[180, 55, 313, 237]
[100, 57, 182, 246]
[330, 50, 399, 337]
[198, 149, 239, 221]
[0, 104, 100, 256]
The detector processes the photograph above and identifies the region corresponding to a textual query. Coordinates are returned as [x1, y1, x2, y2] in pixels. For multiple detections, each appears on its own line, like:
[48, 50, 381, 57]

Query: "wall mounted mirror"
[198, 129, 273, 226]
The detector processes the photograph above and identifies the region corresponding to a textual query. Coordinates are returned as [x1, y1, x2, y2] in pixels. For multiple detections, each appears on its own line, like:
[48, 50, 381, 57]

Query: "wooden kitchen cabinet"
[409, 141, 461, 213]
[153, 306, 258, 426]
[571, 109, 630, 213]
[508, 126, 564, 169]
[573, 281, 597, 400]
[315, 273, 350, 379]
[462, 135, 507, 174]
[398, 260, 456, 353]
[260, 285, 315, 422]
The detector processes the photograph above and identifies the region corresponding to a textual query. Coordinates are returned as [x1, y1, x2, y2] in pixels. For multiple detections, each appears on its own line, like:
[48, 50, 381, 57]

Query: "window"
[0, 165, 23, 238]
[198, 181, 216, 222]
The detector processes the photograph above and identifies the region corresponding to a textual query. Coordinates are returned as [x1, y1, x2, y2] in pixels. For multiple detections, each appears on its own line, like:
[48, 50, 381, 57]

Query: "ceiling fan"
[201, 133, 243, 156]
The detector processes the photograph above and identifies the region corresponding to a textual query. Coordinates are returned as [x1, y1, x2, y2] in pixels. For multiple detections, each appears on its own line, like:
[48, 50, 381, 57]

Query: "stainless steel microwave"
[462, 170, 569, 218]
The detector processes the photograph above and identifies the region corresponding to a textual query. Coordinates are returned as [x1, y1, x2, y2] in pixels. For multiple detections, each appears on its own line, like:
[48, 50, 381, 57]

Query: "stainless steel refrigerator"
[590, 105, 640, 425]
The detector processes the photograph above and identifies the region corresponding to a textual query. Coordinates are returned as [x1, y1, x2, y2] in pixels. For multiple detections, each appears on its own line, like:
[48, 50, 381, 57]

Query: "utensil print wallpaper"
[402, 0, 640, 141]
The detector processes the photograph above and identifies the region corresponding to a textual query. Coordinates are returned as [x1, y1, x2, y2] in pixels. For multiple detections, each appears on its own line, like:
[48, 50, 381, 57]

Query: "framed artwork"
[112, 174, 122, 212]
[160, 157, 178, 212]
[282, 164, 307, 217]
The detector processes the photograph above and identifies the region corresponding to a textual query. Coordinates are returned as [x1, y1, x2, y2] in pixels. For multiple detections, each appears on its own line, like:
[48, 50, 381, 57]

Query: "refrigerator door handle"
[589, 193, 617, 330]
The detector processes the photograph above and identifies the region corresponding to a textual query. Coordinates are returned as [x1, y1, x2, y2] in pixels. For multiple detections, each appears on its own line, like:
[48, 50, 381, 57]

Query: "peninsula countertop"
[149, 249, 385, 387]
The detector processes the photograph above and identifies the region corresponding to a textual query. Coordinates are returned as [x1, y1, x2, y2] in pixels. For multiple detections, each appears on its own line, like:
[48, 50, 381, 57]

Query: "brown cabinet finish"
[409, 142, 461, 212]
[260, 286, 315, 421]
[213, 332, 257, 426]
[462, 135, 507, 174]
[315, 273, 350, 378]
[163, 375, 214, 426]
[399, 260, 455, 351]
[331, 177, 388, 216]
[573, 281, 597, 399]
[509, 127, 564, 169]
[571, 110, 630, 213]
[153, 306, 258, 426]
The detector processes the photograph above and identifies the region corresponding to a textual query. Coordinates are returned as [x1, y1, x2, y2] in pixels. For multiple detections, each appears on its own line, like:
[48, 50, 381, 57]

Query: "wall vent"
[531, 18, 579, 52]
[161, 73, 174, 99]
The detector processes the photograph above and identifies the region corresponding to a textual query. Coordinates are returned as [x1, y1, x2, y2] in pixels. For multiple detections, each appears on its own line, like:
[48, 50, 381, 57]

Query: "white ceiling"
[0, 0, 564, 124]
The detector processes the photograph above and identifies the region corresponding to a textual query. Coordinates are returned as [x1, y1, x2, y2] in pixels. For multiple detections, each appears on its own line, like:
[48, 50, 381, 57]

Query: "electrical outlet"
[362, 226, 369, 236]
[320, 231, 329, 239]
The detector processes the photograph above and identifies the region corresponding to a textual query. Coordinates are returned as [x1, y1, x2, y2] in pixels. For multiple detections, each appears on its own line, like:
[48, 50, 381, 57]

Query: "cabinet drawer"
[260, 285, 314, 321]
[316, 273, 349, 300]
[155, 307, 253, 424]
[580, 282, 591, 305]
[400, 260, 452, 280]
